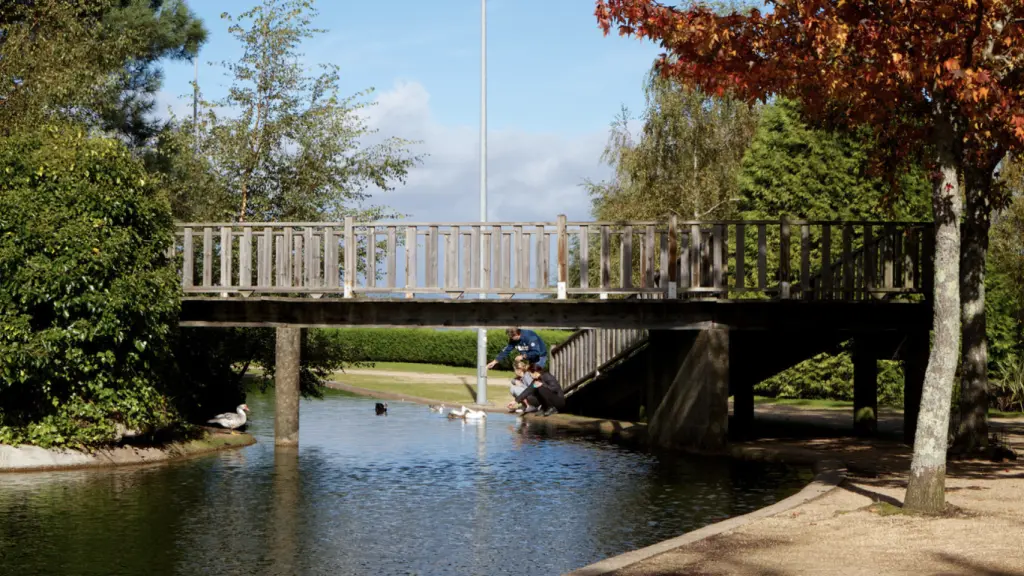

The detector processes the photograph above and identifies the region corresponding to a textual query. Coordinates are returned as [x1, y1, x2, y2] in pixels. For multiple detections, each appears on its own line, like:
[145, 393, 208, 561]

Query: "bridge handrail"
[169, 216, 933, 302]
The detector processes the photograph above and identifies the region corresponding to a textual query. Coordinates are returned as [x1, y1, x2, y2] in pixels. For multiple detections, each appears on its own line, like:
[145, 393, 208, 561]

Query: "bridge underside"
[180, 297, 930, 331]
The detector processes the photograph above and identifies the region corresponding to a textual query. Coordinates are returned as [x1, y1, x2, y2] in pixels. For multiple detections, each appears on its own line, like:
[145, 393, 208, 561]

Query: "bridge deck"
[179, 297, 931, 330]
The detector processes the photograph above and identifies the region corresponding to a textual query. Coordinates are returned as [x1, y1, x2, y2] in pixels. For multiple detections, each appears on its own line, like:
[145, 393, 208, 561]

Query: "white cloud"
[358, 80, 611, 223]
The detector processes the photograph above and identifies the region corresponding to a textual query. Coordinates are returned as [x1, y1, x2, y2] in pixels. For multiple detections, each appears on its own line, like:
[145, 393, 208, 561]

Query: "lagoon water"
[0, 391, 811, 576]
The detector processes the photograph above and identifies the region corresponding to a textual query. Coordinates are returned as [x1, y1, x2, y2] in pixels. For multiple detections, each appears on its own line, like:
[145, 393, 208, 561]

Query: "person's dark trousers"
[535, 384, 565, 411]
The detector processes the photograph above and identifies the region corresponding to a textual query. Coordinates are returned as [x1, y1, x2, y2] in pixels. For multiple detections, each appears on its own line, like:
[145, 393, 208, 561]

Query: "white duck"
[428, 404, 446, 413]
[447, 405, 486, 420]
[207, 404, 249, 433]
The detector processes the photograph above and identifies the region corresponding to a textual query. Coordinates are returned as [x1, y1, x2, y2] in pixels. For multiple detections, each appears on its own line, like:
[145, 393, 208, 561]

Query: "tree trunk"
[955, 170, 993, 453]
[904, 114, 962, 514]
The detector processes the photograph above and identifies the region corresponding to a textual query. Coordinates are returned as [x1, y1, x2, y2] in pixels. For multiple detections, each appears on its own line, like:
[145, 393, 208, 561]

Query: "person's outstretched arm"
[487, 341, 515, 368]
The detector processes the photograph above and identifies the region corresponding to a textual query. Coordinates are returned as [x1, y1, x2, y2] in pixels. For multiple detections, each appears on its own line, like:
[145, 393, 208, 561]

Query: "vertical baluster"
[202, 227, 213, 288]
[620, 225, 633, 290]
[644, 225, 655, 289]
[922, 228, 934, 299]
[757, 224, 767, 291]
[713, 224, 725, 292]
[668, 216, 678, 298]
[470, 227, 480, 289]
[386, 226, 397, 288]
[256, 228, 266, 288]
[501, 232, 511, 289]
[305, 228, 315, 288]
[405, 226, 418, 294]
[425, 226, 437, 288]
[311, 233, 321, 291]
[492, 225, 502, 289]
[282, 227, 293, 287]
[735, 223, 745, 291]
[800, 223, 810, 300]
[367, 226, 377, 288]
[240, 228, 252, 288]
[481, 228, 491, 291]
[659, 230, 668, 293]
[579, 225, 589, 290]
[600, 225, 610, 295]
[689, 224, 701, 289]
[344, 217, 355, 297]
[220, 226, 232, 292]
[680, 232, 691, 290]
[864, 224, 875, 297]
[894, 226, 904, 289]
[884, 223, 895, 289]
[542, 230, 551, 289]
[463, 231, 472, 290]
[557, 216, 568, 298]
[446, 230, 459, 290]
[821, 224, 832, 300]
[906, 228, 919, 291]
[324, 227, 336, 289]
[842, 224, 853, 300]
[275, 234, 286, 287]
[182, 228, 194, 289]
[292, 233, 303, 288]
[535, 225, 546, 290]
[779, 217, 791, 299]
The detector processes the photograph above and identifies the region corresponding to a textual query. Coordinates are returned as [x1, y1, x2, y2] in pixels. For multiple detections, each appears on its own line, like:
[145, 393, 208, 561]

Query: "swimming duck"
[428, 404, 446, 413]
[447, 406, 486, 420]
[375, 402, 388, 416]
[207, 404, 249, 433]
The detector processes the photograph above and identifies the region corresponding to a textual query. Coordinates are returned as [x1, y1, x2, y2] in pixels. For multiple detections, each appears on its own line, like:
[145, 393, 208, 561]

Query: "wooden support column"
[275, 327, 301, 446]
[902, 330, 928, 445]
[853, 336, 878, 436]
[730, 332, 755, 439]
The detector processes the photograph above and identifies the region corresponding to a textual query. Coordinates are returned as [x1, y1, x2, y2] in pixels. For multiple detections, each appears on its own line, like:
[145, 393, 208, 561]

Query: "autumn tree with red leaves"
[596, 0, 1024, 513]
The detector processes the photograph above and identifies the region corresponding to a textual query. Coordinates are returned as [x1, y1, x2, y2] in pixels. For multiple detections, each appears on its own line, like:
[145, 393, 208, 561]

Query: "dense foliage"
[0, 127, 181, 448]
[319, 328, 573, 369]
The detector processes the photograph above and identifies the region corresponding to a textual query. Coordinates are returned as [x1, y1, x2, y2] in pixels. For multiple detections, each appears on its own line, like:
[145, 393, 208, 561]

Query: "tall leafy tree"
[596, 0, 1024, 512]
[182, 0, 421, 223]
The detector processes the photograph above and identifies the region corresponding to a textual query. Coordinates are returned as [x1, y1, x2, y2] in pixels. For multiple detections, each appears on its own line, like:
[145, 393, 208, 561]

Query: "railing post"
[557, 215, 568, 299]
[779, 216, 791, 299]
[344, 216, 355, 298]
[220, 226, 232, 297]
[668, 215, 678, 298]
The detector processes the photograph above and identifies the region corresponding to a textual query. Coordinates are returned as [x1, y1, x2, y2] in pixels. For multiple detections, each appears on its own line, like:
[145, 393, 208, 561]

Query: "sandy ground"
[608, 419, 1024, 576]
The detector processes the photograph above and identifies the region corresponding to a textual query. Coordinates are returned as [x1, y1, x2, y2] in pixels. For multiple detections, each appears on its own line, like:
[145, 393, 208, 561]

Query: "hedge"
[317, 328, 574, 368]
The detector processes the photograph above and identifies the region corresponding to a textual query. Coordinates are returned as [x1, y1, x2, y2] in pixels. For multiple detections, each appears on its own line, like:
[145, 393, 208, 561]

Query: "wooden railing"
[171, 216, 933, 301]
[550, 328, 649, 395]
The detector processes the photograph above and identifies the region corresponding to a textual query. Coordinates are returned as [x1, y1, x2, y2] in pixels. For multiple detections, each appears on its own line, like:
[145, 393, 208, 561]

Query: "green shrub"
[754, 344, 905, 407]
[317, 328, 573, 368]
[0, 126, 180, 448]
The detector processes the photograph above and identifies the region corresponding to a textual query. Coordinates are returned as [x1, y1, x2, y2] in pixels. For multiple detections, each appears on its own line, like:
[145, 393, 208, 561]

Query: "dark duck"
[375, 402, 388, 416]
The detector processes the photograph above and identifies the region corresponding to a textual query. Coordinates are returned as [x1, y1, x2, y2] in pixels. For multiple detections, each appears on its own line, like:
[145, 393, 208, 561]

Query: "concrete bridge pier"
[646, 328, 730, 451]
[853, 336, 879, 437]
[275, 327, 301, 446]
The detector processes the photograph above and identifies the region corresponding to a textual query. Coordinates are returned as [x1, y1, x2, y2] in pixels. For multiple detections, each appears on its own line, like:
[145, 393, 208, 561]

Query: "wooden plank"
[470, 227, 480, 288]
[680, 233, 691, 289]
[513, 226, 524, 289]
[386, 226, 397, 288]
[734, 224, 745, 290]
[579, 226, 590, 289]
[800, 223, 810, 299]
[282, 227, 293, 288]
[713, 224, 725, 290]
[446, 231, 459, 289]
[220, 226, 232, 288]
[292, 234, 303, 287]
[668, 216, 678, 288]
[540, 224, 548, 286]
[492, 225, 503, 289]
[182, 228, 194, 288]
[311, 234, 321, 289]
[884, 224, 895, 289]
[464, 231, 474, 289]
[821, 224, 832, 299]
[600, 225, 610, 290]
[620, 225, 633, 289]
[344, 217, 356, 296]
[542, 231, 551, 288]
[644, 225, 655, 288]
[779, 218, 791, 298]
[255, 229, 266, 288]
[426, 226, 438, 288]
[689, 224, 701, 288]
[405, 226, 417, 290]
[659, 232, 668, 290]
[906, 228, 919, 290]
[843, 224, 854, 300]
[240, 228, 252, 288]
[501, 232, 511, 289]
[894, 227, 904, 288]
[757, 224, 767, 290]
[323, 227, 336, 288]
[864, 224, 875, 295]
[202, 227, 213, 288]
[557, 216, 568, 292]
[263, 227, 274, 287]
[304, 228, 314, 288]
[367, 226, 377, 288]
[481, 229, 491, 290]
[275, 235, 286, 287]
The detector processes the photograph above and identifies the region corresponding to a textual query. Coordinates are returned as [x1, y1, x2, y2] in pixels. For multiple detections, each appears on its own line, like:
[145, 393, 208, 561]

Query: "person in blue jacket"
[487, 328, 547, 370]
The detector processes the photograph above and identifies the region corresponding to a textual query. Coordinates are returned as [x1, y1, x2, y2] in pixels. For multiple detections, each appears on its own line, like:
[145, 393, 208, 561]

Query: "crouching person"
[508, 363, 565, 417]
[508, 359, 537, 413]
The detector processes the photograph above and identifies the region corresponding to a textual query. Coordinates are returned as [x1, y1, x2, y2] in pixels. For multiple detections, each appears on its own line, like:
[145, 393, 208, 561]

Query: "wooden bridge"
[173, 216, 933, 452]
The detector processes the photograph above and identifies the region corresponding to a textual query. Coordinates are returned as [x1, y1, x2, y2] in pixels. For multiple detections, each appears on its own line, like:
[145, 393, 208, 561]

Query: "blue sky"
[158, 0, 662, 222]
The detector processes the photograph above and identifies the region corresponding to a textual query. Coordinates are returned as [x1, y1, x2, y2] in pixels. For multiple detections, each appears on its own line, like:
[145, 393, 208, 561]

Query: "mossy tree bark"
[904, 112, 962, 514]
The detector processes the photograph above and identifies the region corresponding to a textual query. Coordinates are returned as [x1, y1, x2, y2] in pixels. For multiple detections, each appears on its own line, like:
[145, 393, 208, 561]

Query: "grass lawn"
[752, 396, 853, 410]
[329, 373, 511, 406]
[351, 361, 516, 379]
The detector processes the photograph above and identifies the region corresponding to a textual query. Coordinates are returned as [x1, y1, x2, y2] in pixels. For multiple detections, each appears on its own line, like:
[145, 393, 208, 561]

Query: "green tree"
[0, 0, 206, 147]
[182, 0, 420, 223]
[0, 125, 181, 448]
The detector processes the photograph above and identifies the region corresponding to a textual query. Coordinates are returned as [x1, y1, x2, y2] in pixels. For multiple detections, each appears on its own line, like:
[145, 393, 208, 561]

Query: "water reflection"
[0, 393, 811, 576]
